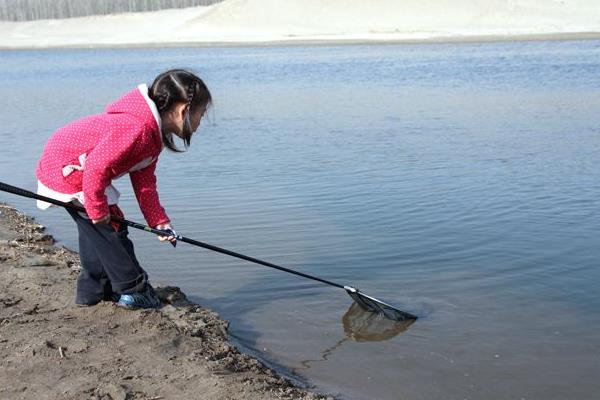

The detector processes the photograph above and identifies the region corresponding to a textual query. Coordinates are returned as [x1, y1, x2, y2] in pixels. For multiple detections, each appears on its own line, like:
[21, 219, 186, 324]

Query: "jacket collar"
[138, 83, 162, 131]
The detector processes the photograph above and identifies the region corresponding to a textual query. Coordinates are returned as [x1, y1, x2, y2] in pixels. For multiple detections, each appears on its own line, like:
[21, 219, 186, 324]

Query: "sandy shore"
[0, 0, 599, 49]
[0, 203, 329, 400]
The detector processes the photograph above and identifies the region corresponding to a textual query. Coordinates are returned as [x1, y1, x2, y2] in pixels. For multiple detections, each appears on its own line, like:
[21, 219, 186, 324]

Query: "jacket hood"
[105, 84, 162, 132]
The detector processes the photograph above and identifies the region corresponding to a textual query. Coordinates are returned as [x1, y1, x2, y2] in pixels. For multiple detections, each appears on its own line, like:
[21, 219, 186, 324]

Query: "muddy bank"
[0, 202, 330, 400]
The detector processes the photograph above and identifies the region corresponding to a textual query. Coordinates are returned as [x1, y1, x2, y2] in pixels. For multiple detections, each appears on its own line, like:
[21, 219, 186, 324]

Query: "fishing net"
[0, 181, 421, 324]
[344, 286, 417, 322]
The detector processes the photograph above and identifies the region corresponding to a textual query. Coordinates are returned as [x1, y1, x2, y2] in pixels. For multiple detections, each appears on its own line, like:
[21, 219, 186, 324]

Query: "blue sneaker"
[117, 285, 162, 309]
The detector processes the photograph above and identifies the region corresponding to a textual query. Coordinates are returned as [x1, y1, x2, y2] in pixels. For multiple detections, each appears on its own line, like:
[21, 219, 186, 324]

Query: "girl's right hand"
[156, 223, 177, 245]
[92, 215, 111, 225]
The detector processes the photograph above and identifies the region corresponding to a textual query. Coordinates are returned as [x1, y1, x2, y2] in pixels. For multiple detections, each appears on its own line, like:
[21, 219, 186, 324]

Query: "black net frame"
[344, 286, 417, 322]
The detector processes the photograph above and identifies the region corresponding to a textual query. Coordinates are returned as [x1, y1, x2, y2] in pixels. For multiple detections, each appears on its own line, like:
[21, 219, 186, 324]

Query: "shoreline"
[0, 31, 599, 51]
[0, 202, 329, 400]
[2, 0, 600, 51]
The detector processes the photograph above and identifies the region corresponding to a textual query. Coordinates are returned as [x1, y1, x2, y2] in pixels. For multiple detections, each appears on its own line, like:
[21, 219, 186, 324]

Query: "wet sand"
[0, 202, 330, 400]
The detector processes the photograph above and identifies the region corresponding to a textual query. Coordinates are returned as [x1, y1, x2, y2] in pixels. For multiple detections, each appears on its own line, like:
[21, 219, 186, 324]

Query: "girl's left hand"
[156, 223, 177, 245]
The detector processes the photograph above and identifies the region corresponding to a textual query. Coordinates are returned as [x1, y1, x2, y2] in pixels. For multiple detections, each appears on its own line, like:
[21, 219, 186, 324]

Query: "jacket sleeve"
[129, 159, 170, 228]
[82, 125, 141, 221]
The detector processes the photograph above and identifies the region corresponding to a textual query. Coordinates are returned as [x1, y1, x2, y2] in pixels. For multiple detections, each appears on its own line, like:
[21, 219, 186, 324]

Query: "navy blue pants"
[67, 208, 148, 305]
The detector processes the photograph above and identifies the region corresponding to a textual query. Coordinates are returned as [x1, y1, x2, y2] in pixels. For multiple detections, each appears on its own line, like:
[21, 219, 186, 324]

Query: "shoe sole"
[116, 301, 161, 310]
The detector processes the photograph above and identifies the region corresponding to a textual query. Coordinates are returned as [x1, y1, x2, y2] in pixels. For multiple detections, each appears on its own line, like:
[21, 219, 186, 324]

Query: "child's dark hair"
[149, 69, 212, 152]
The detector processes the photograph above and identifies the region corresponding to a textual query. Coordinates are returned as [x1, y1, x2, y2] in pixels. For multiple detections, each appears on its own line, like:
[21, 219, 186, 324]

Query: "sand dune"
[0, 0, 599, 48]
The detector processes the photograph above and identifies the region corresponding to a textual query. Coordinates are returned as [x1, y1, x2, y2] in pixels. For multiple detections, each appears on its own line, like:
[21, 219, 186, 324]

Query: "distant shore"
[1, 0, 599, 50]
[1, 31, 600, 51]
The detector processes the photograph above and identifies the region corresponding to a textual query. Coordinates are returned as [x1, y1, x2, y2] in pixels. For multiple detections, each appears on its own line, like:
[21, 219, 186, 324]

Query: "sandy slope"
[0, 0, 599, 48]
[0, 203, 327, 400]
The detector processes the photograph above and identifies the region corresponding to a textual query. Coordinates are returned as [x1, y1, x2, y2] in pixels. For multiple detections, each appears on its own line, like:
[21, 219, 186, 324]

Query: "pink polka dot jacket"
[36, 85, 170, 228]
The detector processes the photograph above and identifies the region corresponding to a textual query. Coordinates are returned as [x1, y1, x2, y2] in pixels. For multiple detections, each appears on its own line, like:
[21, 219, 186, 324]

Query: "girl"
[36, 69, 212, 309]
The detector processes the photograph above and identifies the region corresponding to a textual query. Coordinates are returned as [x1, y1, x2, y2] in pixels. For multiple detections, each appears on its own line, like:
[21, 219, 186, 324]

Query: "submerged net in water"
[344, 286, 417, 322]
[342, 302, 415, 342]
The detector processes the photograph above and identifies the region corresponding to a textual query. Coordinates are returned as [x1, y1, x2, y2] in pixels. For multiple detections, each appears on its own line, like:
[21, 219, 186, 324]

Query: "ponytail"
[149, 69, 212, 152]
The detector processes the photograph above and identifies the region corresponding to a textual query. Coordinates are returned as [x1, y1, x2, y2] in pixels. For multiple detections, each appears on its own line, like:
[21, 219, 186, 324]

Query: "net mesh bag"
[344, 286, 417, 322]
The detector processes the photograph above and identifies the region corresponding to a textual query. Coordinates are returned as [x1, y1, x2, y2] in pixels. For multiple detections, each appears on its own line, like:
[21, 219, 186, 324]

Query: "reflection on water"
[298, 302, 415, 370]
[342, 302, 415, 342]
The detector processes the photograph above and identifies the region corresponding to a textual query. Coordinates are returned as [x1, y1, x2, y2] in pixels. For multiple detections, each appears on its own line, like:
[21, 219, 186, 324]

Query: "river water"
[1, 40, 599, 400]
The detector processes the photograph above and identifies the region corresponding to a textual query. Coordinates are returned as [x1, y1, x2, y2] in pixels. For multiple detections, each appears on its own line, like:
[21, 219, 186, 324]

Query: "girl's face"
[187, 104, 207, 134]
[165, 102, 206, 138]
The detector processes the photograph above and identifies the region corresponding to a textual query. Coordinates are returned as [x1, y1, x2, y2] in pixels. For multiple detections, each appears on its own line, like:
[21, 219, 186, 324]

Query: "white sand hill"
[0, 0, 599, 48]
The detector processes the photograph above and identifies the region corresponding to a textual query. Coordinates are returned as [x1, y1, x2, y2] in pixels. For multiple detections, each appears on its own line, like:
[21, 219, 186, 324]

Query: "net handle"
[0, 181, 417, 321]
